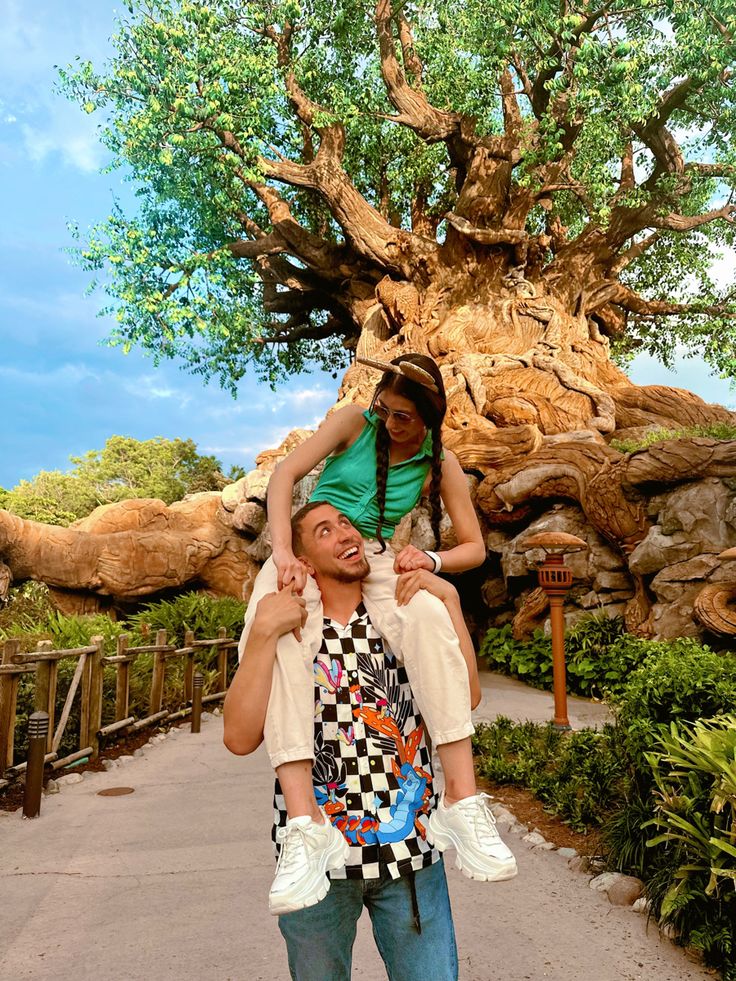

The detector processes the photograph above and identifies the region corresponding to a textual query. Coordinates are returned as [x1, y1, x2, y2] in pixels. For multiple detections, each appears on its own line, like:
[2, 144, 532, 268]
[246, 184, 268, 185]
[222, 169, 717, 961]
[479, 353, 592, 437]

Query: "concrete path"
[0, 674, 711, 981]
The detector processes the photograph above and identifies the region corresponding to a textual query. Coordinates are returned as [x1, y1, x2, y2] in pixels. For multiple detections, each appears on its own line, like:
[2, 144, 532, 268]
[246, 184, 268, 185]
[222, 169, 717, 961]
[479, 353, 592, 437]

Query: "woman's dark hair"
[371, 354, 446, 553]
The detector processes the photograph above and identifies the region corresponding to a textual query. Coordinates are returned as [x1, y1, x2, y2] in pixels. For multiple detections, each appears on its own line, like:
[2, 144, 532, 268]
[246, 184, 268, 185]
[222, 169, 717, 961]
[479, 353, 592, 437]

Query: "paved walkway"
[0, 674, 712, 981]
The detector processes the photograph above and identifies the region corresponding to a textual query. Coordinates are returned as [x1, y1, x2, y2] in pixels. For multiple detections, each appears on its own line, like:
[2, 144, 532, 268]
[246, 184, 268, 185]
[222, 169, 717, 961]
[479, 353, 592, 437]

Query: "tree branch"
[529, 3, 615, 118]
[608, 231, 661, 275]
[601, 282, 736, 318]
[374, 0, 461, 143]
[651, 203, 736, 233]
[445, 211, 529, 246]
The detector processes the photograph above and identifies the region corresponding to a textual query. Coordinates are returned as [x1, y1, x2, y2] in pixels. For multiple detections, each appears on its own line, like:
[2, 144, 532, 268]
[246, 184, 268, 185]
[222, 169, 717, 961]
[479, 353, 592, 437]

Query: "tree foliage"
[0, 436, 241, 525]
[63, 0, 736, 389]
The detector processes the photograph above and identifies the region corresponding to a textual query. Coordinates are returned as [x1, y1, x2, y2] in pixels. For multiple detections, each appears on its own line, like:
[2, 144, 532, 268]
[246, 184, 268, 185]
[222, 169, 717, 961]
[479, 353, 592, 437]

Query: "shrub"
[126, 593, 246, 645]
[473, 717, 626, 832]
[610, 422, 736, 454]
[479, 614, 647, 698]
[0, 582, 57, 644]
[645, 716, 736, 976]
[612, 640, 736, 769]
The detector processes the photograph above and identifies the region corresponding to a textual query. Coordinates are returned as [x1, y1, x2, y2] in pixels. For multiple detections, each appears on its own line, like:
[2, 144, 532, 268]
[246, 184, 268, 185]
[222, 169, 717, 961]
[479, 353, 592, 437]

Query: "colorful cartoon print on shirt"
[351, 650, 433, 843]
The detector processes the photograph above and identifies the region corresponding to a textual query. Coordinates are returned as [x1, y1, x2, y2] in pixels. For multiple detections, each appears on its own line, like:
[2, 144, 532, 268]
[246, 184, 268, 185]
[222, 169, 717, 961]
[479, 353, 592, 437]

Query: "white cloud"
[121, 374, 193, 409]
[286, 386, 333, 406]
[0, 361, 93, 385]
[21, 109, 106, 174]
[0, 2, 116, 175]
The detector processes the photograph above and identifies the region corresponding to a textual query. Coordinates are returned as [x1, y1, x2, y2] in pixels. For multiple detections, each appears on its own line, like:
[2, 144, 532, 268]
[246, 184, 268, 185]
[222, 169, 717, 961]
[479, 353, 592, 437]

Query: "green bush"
[610, 422, 736, 454]
[473, 717, 626, 832]
[612, 640, 736, 769]
[0, 582, 57, 644]
[126, 593, 246, 645]
[479, 614, 646, 698]
[473, 636, 736, 978]
[644, 716, 736, 976]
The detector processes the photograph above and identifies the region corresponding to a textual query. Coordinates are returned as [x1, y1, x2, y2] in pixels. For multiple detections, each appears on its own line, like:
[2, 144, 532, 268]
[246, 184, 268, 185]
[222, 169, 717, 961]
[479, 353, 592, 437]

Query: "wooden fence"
[0, 627, 239, 791]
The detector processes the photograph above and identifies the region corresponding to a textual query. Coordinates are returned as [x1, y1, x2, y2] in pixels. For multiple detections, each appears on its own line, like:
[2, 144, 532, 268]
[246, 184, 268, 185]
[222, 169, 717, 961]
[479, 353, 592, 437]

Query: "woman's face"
[373, 389, 426, 446]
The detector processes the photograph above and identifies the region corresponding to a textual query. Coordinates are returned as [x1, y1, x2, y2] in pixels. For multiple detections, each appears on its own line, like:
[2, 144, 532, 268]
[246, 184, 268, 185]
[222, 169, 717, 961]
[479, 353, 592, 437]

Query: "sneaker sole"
[428, 824, 518, 883]
[269, 831, 351, 916]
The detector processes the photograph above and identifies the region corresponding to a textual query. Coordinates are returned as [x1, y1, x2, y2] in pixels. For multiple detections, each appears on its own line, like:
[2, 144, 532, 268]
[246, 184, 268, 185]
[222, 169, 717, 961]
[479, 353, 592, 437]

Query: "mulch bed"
[479, 776, 602, 855]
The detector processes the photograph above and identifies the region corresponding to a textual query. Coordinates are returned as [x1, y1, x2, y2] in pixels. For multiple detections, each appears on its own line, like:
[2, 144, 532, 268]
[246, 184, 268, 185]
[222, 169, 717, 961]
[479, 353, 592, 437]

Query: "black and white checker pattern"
[273, 603, 438, 881]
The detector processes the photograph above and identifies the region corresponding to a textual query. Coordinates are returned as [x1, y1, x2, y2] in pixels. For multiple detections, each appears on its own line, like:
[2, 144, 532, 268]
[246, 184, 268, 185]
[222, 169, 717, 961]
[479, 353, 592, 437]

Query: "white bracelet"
[424, 550, 442, 573]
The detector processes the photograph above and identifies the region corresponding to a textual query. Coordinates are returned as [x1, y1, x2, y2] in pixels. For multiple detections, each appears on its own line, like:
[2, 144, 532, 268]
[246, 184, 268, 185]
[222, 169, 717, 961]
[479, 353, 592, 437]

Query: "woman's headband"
[356, 356, 439, 394]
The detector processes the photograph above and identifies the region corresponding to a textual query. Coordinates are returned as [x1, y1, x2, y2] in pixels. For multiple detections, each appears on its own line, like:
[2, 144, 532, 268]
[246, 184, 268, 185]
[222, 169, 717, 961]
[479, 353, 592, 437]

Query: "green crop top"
[309, 411, 435, 540]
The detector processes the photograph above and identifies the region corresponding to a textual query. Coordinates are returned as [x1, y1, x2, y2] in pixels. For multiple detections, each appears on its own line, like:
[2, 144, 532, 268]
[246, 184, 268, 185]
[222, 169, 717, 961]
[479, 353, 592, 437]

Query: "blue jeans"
[278, 859, 458, 981]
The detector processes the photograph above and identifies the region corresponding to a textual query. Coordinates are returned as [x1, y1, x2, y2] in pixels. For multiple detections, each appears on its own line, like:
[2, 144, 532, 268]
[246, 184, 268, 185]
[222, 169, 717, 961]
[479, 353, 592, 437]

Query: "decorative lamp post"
[521, 531, 588, 730]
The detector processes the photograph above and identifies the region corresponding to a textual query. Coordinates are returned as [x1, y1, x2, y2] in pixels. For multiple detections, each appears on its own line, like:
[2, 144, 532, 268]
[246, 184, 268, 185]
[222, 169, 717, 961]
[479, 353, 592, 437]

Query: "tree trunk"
[1, 279, 734, 637]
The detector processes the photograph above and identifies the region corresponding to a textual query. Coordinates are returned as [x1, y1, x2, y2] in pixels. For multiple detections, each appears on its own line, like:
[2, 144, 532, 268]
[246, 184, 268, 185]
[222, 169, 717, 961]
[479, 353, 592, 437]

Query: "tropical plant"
[645, 715, 736, 974]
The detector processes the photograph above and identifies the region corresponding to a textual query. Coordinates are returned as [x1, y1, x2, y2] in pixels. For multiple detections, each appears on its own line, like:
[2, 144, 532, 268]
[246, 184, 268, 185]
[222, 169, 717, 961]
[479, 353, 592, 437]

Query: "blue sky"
[0, 1, 733, 491]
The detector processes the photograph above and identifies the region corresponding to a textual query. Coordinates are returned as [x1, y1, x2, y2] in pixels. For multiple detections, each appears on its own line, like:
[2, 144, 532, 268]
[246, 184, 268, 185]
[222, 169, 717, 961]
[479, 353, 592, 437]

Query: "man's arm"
[395, 570, 482, 709]
[223, 588, 307, 756]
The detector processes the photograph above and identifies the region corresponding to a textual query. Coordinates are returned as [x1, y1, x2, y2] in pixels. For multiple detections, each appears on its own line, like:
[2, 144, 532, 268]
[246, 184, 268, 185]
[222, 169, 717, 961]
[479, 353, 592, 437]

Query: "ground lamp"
[521, 531, 588, 730]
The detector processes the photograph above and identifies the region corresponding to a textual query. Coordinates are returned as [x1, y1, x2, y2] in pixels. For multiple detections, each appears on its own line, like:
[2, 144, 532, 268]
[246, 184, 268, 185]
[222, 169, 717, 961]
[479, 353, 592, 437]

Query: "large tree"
[64, 0, 736, 387]
[5, 0, 733, 627]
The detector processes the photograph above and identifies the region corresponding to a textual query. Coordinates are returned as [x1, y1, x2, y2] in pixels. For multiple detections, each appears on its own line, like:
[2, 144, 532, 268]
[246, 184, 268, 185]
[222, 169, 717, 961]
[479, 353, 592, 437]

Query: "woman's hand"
[272, 548, 308, 594]
[395, 569, 459, 607]
[393, 544, 435, 575]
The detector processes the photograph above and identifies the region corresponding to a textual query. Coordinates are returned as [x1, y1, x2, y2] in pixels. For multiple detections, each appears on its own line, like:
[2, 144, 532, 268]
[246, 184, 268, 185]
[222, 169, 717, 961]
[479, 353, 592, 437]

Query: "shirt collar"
[323, 601, 369, 629]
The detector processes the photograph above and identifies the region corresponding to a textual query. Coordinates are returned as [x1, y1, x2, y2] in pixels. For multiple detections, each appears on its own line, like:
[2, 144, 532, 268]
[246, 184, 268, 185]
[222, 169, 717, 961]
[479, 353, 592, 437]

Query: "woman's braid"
[374, 420, 391, 553]
[428, 423, 443, 550]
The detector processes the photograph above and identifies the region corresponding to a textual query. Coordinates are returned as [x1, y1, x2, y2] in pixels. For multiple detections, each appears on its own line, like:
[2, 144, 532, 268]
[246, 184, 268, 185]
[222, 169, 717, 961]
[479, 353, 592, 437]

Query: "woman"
[238, 354, 517, 914]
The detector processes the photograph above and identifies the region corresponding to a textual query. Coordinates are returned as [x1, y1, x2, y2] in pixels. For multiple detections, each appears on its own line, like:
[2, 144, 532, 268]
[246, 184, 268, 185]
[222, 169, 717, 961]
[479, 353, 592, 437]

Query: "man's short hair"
[291, 500, 333, 557]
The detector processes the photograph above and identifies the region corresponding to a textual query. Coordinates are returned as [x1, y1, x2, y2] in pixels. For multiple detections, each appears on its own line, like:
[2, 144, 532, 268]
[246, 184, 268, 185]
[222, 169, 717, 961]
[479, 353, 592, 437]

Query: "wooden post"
[115, 635, 130, 721]
[34, 640, 56, 753]
[23, 712, 49, 819]
[183, 630, 194, 704]
[0, 639, 21, 770]
[217, 627, 228, 693]
[149, 629, 167, 715]
[191, 673, 203, 734]
[86, 636, 104, 759]
[548, 596, 570, 729]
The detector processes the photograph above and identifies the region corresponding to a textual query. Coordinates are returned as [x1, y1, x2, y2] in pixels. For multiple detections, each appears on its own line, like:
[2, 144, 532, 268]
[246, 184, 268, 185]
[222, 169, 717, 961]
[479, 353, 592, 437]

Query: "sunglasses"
[373, 399, 417, 425]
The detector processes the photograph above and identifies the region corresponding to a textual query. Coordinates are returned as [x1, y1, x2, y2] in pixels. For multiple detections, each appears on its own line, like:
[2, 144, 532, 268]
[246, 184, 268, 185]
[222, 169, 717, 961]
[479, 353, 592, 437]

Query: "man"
[224, 501, 514, 981]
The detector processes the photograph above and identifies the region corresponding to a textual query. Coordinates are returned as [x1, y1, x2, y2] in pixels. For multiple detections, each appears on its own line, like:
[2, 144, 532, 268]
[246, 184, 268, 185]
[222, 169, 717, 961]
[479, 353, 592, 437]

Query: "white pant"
[238, 546, 474, 768]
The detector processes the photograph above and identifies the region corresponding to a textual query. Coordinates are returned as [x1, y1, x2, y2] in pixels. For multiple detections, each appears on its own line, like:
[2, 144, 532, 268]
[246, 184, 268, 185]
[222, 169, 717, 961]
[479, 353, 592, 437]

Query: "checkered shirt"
[273, 603, 439, 880]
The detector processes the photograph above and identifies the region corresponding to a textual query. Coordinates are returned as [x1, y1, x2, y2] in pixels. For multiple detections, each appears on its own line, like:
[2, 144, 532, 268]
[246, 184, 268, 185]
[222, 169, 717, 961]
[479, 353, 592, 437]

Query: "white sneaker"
[428, 792, 518, 882]
[268, 813, 350, 916]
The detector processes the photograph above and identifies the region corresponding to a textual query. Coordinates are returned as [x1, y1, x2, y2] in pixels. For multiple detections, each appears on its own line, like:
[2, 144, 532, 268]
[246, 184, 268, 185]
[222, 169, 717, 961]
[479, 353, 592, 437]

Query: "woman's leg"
[240, 559, 350, 913]
[361, 549, 474, 751]
[239, 558, 324, 810]
[362, 551, 517, 880]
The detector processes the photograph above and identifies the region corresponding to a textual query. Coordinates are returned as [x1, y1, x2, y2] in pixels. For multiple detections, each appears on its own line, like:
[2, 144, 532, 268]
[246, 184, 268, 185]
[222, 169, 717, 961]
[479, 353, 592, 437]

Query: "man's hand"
[393, 544, 435, 575]
[395, 569, 459, 608]
[254, 585, 307, 641]
[272, 547, 308, 593]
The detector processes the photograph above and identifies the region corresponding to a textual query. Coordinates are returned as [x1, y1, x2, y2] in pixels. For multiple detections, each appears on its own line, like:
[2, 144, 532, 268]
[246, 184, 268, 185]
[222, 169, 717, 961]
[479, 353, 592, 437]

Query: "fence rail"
[0, 627, 239, 787]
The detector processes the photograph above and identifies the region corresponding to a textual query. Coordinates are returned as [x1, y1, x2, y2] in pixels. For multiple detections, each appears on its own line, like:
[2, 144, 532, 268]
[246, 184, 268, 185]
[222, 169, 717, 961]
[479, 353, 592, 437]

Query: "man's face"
[296, 505, 370, 583]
